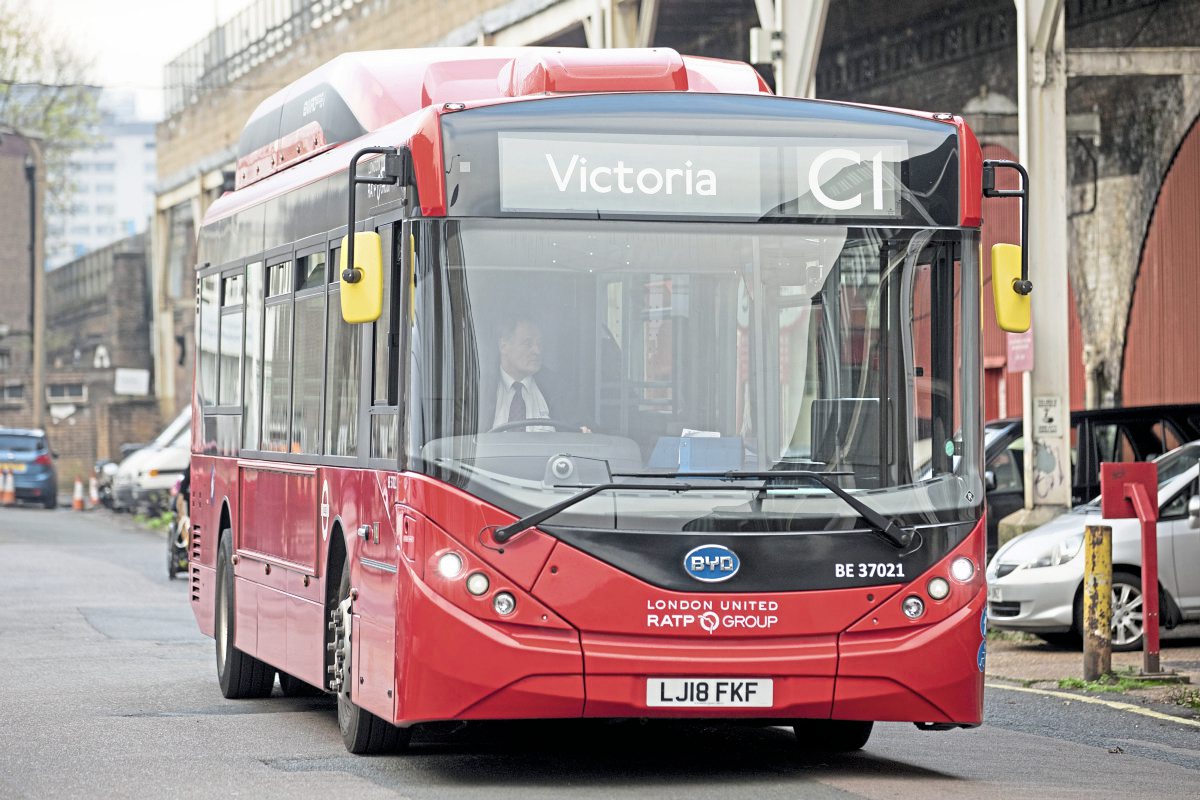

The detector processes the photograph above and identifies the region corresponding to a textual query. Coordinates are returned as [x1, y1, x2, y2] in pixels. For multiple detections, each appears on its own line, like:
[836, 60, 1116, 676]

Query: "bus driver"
[481, 316, 585, 432]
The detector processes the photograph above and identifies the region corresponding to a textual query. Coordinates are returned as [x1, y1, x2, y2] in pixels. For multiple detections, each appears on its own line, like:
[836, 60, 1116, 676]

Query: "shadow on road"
[266, 716, 958, 787]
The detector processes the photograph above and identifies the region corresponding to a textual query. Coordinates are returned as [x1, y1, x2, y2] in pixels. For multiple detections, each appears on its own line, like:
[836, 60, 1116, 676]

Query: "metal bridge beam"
[1066, 47, 1200, 77]
[1009, 0, 1074, 529]
[750, 0, 829, 97]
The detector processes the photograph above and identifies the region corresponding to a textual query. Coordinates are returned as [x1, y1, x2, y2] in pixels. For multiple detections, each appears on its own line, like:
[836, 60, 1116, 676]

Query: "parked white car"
[112, 408, 191, 511]
[130, 428, 190, 513]
[986, 442, 1200, 651]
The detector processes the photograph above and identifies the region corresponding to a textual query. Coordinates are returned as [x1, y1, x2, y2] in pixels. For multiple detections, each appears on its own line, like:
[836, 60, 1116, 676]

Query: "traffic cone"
[72, 478, 85, 511]
[88, 476, 100, 509]
[1, 470, 12, 506]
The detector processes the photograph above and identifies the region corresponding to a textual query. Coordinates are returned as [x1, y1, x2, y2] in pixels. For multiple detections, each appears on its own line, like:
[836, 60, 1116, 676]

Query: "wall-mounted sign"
[114, 368, 150, 396]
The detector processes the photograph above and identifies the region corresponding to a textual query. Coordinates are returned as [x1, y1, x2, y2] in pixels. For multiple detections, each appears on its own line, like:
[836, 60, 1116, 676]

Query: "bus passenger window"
[242, 262, 264, 449]
[261, 295, 293, 452]
[218, 272, 244, 407]
[291, 291, 324, 454]
[198, 274, 219, 405]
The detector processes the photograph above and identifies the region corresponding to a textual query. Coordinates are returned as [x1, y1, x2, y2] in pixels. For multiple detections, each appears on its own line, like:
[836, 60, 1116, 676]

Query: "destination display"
[440, 92, 960, 225]
[496, 132, 906, 218]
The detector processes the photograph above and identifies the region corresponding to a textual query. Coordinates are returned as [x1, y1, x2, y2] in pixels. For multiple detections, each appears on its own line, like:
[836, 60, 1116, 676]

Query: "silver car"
[985, 442, 1200, 651]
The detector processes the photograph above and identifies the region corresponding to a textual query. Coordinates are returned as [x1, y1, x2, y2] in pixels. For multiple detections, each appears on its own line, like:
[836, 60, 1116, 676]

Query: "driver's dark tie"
[508, 381, 526, 423]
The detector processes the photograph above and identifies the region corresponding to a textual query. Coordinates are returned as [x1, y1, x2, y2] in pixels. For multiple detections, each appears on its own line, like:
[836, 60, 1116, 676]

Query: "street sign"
[1007, 328, 1034, 373]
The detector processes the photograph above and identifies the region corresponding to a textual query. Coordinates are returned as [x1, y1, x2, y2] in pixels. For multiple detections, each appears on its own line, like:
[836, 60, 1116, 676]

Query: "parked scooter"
[166, 471, 190, 580]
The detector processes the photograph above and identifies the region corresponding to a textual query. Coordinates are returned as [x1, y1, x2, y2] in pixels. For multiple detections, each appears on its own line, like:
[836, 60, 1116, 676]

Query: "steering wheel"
[486, 418, 582, 433]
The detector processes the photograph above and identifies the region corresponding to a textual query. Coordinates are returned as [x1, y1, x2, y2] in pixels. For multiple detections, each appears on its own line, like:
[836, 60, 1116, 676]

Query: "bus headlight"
[493, 591, 516, 616]
[465, 572, 490, 596]
[950, 557, 976, 582]
[927, 577, 950, 600]
[902, 595, 925, 619]
[436, 552, 463, 579]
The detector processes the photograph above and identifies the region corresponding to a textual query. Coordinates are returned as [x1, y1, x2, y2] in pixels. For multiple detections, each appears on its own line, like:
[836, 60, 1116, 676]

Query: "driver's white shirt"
[493, 369, 550, 429]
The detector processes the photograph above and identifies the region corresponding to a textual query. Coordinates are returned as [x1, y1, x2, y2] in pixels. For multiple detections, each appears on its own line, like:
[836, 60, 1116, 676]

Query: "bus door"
[350, 220, 404, 717]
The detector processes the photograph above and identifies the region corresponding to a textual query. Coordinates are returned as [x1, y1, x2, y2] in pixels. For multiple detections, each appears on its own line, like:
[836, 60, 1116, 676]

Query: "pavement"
[986, 628, 1200, 721]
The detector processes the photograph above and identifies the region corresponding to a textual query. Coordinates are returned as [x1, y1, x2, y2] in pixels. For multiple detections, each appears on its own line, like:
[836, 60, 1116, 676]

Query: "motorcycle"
[166, 473, 190, 580]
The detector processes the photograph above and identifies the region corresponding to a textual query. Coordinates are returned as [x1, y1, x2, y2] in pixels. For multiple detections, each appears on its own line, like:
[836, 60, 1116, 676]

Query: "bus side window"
[325, 244, 362, 458]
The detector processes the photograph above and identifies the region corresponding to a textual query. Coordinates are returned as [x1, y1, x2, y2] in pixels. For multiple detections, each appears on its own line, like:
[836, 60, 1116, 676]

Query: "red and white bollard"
[88, 476, 100, 509]
[72, 478, 85, 511]
[1, 470, 12, 506]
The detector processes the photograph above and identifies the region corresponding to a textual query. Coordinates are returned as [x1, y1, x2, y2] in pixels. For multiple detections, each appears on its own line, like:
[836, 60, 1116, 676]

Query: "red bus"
[189, 47, 1031, 754]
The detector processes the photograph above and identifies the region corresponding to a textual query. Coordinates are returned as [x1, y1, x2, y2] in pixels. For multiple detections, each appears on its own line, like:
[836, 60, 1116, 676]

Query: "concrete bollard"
[1083, 524, 1113, 681]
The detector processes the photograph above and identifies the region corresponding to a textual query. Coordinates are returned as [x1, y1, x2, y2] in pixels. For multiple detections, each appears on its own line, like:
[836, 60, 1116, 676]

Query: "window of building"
[0, 350, 11, 372]
[1, 383, 23, 403]
[46, 383, 86, 402]
[95, 183, 115, 195]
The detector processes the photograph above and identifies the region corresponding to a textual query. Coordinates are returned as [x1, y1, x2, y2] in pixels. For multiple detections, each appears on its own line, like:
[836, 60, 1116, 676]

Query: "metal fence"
[163, 0, 372, 118]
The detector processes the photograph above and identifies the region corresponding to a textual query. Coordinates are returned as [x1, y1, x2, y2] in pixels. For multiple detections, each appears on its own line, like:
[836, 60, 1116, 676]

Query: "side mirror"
[339, 232, 383, 323]
[991, 243, 1031, 333]
[1188, 495, 1200, 530]
[985, 470, 997, 491]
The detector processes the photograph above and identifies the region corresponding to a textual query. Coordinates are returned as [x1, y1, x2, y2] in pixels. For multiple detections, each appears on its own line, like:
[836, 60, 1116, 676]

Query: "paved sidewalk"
[987, 626, 1200, 718]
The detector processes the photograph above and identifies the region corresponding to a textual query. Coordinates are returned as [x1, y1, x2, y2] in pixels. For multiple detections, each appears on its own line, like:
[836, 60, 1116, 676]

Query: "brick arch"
[1121, 113, 1200, 405]
[980, 143, 1085, 419]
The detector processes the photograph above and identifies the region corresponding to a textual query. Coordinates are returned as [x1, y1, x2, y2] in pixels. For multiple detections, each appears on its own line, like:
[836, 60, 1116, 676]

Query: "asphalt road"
[2, 506, 1198, 799]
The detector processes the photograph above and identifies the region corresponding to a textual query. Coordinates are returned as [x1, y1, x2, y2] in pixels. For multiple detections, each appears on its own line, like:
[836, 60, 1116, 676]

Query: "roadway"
[1, 506, 1198, 799]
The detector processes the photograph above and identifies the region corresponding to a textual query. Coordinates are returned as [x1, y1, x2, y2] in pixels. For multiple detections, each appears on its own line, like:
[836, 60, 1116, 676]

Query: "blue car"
[0, 428, 58, 509]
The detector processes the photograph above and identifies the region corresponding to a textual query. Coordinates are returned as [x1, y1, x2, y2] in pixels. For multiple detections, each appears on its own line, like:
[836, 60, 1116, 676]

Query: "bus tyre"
[332, 556, 411, 754]
[793, 719, 873, 752]
[215, 532, 276, 699]
[279, 671, 323, 697]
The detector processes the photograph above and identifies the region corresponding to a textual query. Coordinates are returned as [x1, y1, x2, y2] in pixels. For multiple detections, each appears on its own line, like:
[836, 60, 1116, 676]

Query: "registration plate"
[0, 462, 26, 473]
[646, 678, 773, 708]
[987, 586, 1001, 603]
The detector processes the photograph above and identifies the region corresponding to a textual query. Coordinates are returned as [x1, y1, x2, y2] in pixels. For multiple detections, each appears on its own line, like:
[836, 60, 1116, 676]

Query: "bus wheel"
[331, 556, 411, 754]
[215, 532, 276, 699]
[793, 719, 873, 752]
[279, 671, 323, 697]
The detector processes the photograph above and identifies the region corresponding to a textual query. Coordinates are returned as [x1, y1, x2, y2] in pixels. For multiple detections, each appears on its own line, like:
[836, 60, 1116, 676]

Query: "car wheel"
[332, 555, 410, 754]
[215, 532, 276, 698]
[793, 719, 873, 752]
[1072, 570, 1146, 653]
[43, 494, 56, 510]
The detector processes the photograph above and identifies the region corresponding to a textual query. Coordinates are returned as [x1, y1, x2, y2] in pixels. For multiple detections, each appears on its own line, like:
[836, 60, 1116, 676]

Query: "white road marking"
[986, 682, 1200, 729]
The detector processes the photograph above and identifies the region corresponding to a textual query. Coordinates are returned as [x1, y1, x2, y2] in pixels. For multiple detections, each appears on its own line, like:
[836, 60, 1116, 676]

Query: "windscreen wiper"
[611, 470, 913, 549]
[491, 471, 912, 549]
[491, 481, 707, 543]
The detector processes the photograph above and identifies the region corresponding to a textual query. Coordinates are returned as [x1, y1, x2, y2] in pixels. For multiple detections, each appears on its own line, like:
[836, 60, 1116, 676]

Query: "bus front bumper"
[390, 578, 985, 728]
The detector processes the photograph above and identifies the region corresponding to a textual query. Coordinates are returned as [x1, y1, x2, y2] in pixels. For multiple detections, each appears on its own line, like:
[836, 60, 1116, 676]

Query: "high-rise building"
[46, 90, 156, 270]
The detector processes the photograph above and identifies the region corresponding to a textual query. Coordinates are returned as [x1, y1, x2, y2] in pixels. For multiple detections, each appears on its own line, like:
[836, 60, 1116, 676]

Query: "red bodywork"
[190, 48, 989, 729]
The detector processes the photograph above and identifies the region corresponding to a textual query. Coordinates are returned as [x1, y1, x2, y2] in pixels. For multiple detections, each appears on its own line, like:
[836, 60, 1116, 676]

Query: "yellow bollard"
[1083, 525, 1113, 681]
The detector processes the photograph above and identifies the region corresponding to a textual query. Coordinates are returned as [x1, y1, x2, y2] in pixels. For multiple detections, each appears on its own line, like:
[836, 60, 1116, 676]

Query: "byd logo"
[684, 545, 740, 583]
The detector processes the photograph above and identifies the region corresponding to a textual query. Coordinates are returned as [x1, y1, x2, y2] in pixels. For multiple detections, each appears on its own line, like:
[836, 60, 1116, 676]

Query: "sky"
[36, 0, 255, 121]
